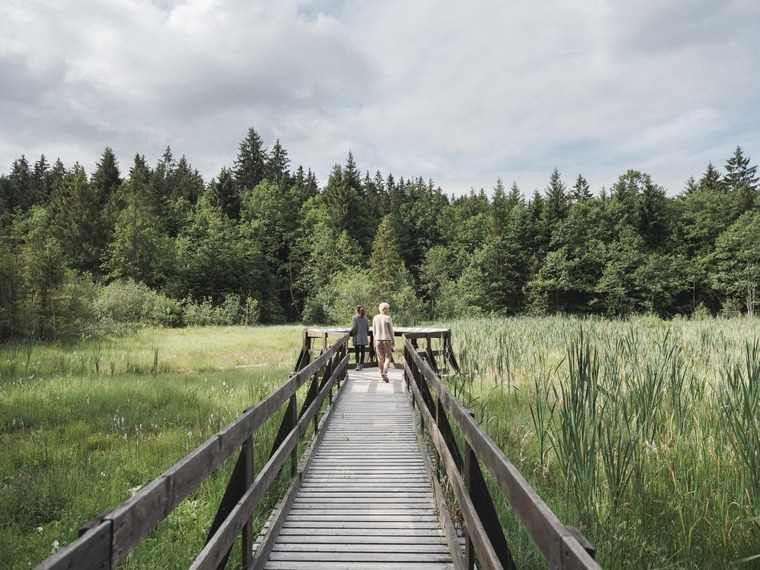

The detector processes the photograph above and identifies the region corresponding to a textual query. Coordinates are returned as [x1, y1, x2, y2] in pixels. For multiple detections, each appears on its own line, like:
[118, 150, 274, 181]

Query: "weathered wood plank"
[34, 521, 111, 570]
[262, 368, 456, 569]
[277, 531, 449, 541]
[272, 543, 451, 553]
[282, 521, 444, 530]
[269, 551, 453, 562]
[266, 560, 452, 570]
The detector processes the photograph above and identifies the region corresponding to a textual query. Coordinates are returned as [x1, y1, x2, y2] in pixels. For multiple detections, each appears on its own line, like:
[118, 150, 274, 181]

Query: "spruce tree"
[370, 215, 407, 297]
[570, 174, 592, 203]
[265, 139, 291, 187]
[91, 148, 123, 206]
[724, 146, 758, 215]
[234, 128, 266, 192]
[49, 164, 105, 276]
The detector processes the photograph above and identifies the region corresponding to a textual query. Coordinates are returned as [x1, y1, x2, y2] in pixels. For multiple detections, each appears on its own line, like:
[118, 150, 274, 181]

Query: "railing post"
[290, 393, 298, 478]
[464, 425, 476, 570]
[241, 435, 253, 567]
[426, 335, 438, 374]
[436, 398, 445, 484]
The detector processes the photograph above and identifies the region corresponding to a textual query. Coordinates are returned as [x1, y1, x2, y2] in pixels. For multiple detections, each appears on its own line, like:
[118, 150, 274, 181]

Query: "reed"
[450, 315, 760, 568]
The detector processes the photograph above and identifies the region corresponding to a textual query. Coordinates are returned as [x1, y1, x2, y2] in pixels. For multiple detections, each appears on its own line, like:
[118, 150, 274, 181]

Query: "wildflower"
[36, 526, 43, 534]
[51, 540, 60, 553]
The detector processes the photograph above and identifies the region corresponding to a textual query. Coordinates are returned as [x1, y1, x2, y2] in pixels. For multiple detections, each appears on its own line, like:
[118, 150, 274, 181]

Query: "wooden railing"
[35, 327, 599, 570]
[298, 326, 460, 374]
[402, 335, 600, 570]
[35, 333, 349, 570]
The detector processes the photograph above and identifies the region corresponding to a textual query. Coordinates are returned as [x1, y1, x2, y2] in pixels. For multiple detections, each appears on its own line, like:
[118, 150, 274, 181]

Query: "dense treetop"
[1, 128, 758, 341]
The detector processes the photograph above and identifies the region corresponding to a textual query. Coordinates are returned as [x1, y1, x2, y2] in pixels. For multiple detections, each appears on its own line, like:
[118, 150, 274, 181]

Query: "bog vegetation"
[450, 316, 759, 568]
[1, 319, 758, 569]
[1, 128, 759, 344]
[0, 326, 303, 568]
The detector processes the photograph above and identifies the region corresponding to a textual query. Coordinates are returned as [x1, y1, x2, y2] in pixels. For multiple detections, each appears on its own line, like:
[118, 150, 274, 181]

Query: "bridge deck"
[262, 367, 456, 569]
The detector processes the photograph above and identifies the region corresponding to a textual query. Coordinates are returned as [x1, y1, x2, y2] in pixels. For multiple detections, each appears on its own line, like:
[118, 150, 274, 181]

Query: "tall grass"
[0, 326, 303, 569]
[450, 316, 760, 569]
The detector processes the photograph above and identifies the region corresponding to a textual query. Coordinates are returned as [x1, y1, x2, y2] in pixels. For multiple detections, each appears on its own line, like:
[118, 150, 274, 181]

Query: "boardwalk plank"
[260, 368, 456, 569]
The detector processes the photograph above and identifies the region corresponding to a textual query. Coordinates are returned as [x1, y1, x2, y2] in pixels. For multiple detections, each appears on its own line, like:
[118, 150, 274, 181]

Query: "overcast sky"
[1, 0, 759, 197]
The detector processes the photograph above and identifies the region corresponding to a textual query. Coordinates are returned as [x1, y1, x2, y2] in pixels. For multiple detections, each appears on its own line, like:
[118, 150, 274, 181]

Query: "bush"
[302, 267, 374, 326]
[56, 273, 99, 338]
[95, 279, 181, 329]
[181, 293, 247, 326]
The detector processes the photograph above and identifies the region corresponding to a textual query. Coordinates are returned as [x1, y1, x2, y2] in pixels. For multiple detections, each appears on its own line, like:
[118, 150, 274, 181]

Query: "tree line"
[1, 127, 758, 341]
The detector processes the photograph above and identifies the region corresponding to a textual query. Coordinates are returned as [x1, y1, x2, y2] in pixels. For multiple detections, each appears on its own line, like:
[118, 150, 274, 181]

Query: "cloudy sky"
[1, 0, 759, 197]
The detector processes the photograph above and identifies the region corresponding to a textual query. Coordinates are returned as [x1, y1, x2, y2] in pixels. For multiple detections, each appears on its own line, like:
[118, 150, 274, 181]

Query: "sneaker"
[382, 373, 389, 383]
[355, 365, 360, 371]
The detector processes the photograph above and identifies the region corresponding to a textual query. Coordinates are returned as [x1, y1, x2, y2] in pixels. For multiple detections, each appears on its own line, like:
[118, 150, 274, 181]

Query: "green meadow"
[0, 326, 302, 569]
[2, 318, 759, 569]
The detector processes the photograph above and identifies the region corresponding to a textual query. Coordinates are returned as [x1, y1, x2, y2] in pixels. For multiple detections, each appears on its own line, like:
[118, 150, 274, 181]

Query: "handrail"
[402, 335, 600, 570]
[34, 327, 597, 569]
[35, 333, 349, 570]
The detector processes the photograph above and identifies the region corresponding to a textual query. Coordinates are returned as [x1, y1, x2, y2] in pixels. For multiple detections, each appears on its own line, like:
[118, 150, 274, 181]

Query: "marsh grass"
[449, 316, 760, 569]
[0, 325, 302, 569]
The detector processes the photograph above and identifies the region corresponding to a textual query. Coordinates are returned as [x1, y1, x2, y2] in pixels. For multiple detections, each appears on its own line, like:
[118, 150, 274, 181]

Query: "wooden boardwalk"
[261, 366, 457, 569]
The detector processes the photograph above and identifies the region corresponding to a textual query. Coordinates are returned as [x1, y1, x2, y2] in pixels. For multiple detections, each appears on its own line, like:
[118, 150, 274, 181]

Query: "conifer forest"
[1, 127, 758, 342]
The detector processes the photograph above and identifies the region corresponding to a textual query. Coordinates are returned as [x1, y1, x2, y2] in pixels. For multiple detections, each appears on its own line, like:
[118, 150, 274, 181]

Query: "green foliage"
[301, 267, 374, 325]
[95, 279, 180, 329]
[450, 316, 760, 568]
[2, 133, 760, 341]
[711, 210, 760, 316]
[182, 294, 245, 326]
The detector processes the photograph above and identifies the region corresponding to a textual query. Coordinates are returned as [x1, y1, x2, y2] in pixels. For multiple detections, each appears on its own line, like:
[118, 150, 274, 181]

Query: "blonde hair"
[378, 302, 390, 313]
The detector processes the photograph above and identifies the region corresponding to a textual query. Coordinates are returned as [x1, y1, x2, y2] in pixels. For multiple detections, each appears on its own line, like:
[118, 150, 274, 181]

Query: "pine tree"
[724, 146, 758, 214]
[31, 155, 53, 205]
[506, 182, 523, 209]
[724, 146, 758, 193]
[49, 164, 106, 276]
[91, 148, 123, 205]
[6, 156, 31, 212]
[234, 128, 266, 192]
[636, 175, 670, 250]
[291, 166, 318, 205]
[698, 162, 723, 193]
[570, 174, 592, 203]
[322, 155, 373, 253]
[265, 139, 291, 187]
[207, 167, 240, 220]
[544, 168, 569, 225]
[370, 215, 407, 297]
[104, 155, 172, 288]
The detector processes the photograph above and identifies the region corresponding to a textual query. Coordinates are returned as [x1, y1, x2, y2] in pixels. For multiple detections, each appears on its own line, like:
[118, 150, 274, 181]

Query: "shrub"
[181, 293, 247, 326]
[95, 279, 181, 329]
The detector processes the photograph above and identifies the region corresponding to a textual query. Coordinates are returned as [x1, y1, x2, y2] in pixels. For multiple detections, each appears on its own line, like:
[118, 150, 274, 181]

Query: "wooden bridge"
[36, 328, 600, 570]
[259, 366, 454, 569]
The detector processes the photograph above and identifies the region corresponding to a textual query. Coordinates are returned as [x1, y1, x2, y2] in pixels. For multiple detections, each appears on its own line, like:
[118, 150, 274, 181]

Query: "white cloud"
[1, 0, 758, 194]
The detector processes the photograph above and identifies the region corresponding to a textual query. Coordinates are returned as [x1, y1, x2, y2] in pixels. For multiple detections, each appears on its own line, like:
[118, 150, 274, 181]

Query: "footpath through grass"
[0, 325, 302, 569]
